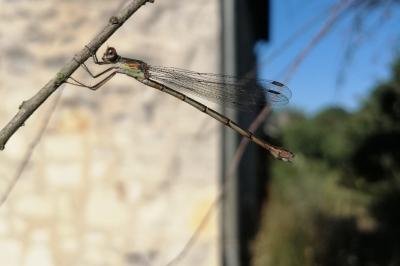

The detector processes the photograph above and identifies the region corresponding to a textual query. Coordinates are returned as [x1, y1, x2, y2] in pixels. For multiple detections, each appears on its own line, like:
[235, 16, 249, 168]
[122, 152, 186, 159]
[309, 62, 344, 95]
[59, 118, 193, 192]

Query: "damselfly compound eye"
[106, 47, 116, 55]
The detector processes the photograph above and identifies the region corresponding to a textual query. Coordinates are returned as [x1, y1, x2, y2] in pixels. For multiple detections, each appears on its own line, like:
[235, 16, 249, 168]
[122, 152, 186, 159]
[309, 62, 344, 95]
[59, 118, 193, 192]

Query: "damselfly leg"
[80, 63, 117, 78]
[67, 71, 117, 91]
[85, 45, 108, 65]
[66, 56, 117, 90]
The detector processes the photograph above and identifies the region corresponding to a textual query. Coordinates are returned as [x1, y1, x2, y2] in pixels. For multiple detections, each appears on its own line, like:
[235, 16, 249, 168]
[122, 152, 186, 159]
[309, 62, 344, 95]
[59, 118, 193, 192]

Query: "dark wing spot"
[267, 89, 281, 95]
[271, 80, 284, 87]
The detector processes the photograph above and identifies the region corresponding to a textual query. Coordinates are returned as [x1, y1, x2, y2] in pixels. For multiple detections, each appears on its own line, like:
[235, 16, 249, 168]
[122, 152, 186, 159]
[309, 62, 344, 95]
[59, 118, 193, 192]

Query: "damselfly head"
[102, 47, 119, 63]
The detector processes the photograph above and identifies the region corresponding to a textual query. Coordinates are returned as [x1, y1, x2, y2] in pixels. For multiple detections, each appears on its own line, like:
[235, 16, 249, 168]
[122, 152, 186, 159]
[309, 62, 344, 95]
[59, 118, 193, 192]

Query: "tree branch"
[0, 0, 154, 150]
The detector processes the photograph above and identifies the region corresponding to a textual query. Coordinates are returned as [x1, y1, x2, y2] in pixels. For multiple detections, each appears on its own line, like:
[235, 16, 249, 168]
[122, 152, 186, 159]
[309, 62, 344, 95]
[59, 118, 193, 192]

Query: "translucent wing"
[148, 65, 291, 111]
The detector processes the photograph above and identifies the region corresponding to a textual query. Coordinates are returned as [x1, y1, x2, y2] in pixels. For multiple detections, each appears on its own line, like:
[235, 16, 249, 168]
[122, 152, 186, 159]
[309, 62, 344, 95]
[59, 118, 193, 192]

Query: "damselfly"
[66, 47, 294, 161]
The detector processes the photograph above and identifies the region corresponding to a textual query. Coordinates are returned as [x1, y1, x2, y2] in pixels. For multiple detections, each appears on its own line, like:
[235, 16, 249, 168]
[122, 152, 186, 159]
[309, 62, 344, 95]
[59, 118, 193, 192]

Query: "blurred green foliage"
[252, 57, 400, 266]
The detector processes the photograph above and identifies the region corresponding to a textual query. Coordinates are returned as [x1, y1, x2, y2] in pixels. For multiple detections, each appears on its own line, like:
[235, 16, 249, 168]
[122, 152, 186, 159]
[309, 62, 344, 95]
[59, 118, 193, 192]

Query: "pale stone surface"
[46, 162, 82, 188]
[0, 239, 22, 265]
[23, 230, 53, 266]
[84, 185, 128, 229]
[14, 194, 53, 219]
[0, 0, 219, 265]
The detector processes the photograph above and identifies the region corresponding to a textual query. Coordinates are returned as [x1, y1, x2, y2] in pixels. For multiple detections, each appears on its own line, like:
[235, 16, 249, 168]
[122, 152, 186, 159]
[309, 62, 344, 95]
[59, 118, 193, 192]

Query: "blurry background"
[0, 0, 400, 266]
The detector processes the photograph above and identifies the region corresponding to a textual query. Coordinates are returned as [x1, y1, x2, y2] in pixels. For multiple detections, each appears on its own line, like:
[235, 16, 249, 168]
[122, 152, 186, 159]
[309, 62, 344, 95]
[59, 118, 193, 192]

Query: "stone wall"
[0, 1, 220, 265]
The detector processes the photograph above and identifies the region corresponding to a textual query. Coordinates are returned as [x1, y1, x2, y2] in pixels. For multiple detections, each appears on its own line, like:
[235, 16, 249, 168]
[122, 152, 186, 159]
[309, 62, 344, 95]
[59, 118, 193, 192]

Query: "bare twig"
[164, 1, 360, 264]
[163, 108, 272, 265]
[0, 0, 154, 150]
[164, 194, 220, 266]
[240, 0, 356, 159]
[163, 109, 272, 266]
[282, 0, 355, 82]
[256, 4, 333, 75]
[0, 88, 64, 207]
[335, 0, 393, 90]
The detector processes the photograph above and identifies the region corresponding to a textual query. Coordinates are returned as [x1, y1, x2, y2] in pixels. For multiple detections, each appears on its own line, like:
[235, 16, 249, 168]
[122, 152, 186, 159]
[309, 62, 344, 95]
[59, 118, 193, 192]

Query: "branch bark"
[0, 0, 154, 150]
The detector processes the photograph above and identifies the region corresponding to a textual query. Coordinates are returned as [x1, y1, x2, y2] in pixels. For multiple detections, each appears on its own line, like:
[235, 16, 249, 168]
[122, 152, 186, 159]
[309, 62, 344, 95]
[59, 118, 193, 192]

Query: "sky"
[256, 0, 400, 114]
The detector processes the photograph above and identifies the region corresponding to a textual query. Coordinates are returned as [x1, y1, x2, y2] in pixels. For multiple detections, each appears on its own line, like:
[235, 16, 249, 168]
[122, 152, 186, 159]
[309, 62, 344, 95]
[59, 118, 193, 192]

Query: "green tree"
[253, 56, 400, 266]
